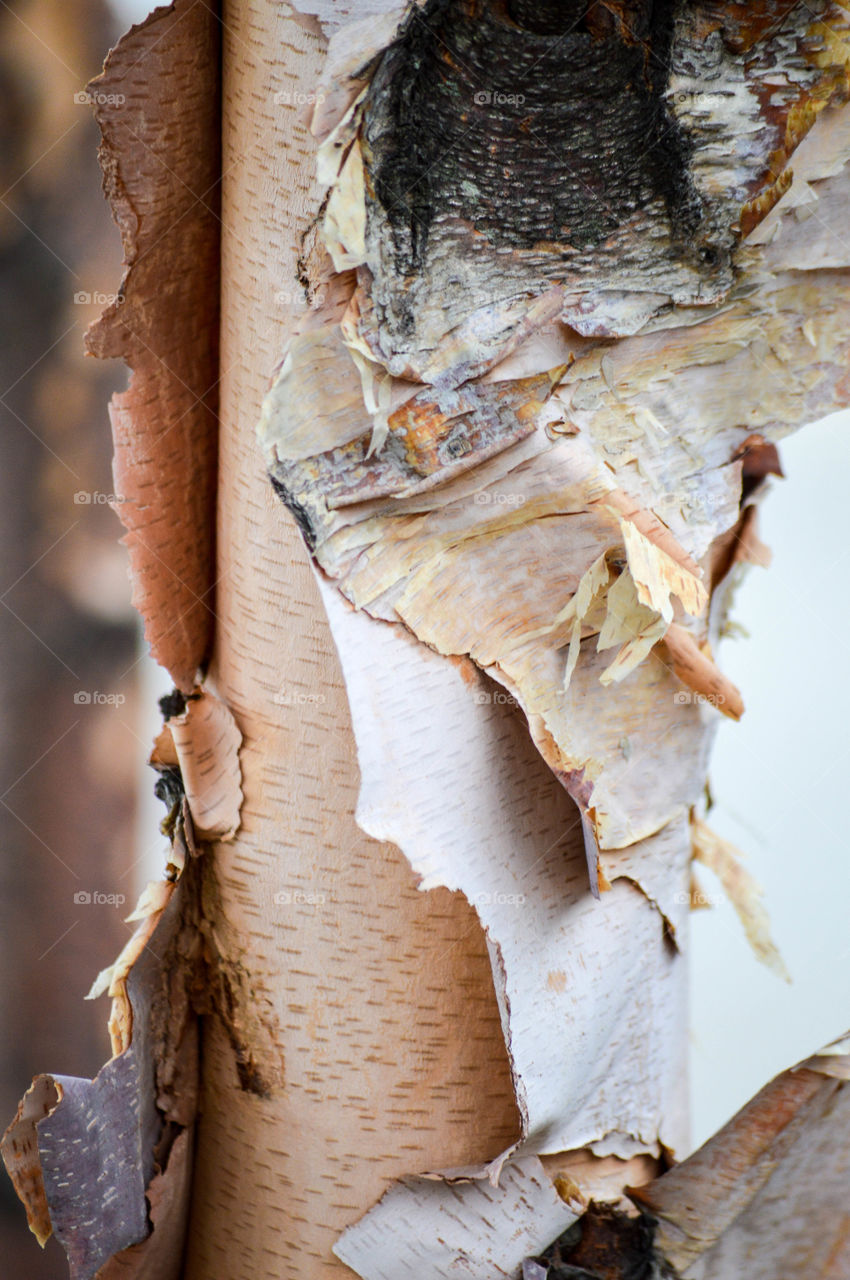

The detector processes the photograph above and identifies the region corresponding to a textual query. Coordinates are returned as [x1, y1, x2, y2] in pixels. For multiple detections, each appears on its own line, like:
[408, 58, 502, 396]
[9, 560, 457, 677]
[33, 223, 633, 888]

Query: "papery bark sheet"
[255, 0, 850, 1265]
[7, 1, 850, 1276]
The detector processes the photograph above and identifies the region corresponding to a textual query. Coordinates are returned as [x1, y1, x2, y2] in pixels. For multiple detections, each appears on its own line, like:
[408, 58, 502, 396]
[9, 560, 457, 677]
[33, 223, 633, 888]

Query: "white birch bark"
[5, 3, 850, 1278]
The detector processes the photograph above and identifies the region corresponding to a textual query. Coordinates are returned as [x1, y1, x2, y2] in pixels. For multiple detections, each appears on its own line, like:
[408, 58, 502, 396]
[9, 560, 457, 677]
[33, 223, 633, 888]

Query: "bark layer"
[5, 1, 850, 1277]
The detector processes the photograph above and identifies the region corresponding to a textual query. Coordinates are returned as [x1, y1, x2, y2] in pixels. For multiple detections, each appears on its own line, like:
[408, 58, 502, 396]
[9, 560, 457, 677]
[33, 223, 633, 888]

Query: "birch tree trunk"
[4, 2, 850, 1278]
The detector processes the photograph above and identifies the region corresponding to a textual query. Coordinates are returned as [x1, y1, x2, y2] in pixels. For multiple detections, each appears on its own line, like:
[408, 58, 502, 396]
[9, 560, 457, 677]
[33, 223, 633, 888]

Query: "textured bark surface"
[631, 1036, 850, 1278]
[5, 2, 850, 1278]
[85, 0, 221, 694]
[183, 8, 523, 1275]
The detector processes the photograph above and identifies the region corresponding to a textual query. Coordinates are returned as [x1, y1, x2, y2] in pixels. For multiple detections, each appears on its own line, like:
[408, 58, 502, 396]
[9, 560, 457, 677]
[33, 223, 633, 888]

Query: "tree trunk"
[5, 2, 850, 1278]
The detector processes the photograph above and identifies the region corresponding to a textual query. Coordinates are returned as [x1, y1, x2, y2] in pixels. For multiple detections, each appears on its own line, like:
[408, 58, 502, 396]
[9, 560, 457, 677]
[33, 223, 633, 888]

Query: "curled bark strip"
[3, 879, 199, 1280]
[1, 1076, 61, 1248]
[85, 0, 221, 692]
[165, 689, 244, 842]
[662, 624, 744, 721]
[630, 1037, 850, 1278]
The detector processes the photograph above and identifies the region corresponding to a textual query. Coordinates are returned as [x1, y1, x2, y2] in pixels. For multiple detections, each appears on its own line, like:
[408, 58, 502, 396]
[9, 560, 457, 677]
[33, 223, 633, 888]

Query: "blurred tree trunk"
[0, 3, 139, 1276]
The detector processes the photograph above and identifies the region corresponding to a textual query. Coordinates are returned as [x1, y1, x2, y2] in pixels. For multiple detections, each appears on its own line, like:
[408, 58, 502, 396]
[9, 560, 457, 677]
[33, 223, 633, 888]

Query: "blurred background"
[0, 1, 847, 1275]
[693, 412, 850, 1145]
[0, 0, 159, 1273]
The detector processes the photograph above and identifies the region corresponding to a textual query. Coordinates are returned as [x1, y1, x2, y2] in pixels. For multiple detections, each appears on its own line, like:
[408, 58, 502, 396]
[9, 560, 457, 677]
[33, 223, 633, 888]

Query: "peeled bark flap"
[2, 879, 197, 1280]
[334, 1157, 578, 1279]
[85, 0, 221, 692]
[166, 688, 243, 841]
[631, 1036, 850, 1278]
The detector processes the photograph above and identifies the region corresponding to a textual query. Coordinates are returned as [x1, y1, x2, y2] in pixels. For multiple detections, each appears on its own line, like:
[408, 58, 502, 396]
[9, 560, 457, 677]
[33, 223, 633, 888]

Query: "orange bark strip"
[592, 487, 704, 579]
[1, 1077, 62, 1248]
[662, 623, 745, 721]
[85, 0, 221, 692]
[630, 1042, 850, 1277]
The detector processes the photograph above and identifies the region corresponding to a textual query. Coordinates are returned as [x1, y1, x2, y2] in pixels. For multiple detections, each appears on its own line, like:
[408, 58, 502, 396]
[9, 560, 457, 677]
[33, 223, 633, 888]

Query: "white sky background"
[111, 0, 152, 23]
[110, 0, 849, 1159]
[691, 409, 850, 1147]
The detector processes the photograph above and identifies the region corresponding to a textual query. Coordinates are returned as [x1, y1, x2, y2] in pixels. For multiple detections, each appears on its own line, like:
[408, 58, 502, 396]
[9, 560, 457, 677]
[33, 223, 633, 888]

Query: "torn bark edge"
[1, 1076, 62, 1248]
[662, 624, 745, 722]
[1, 799, 282, 1278]
[627, 1033, 850, 1275]
[1, 871, 197, 1279]
[157, 686, 244, 844]
[81, 0, 221, 694]
[515, 1034, 850, 1279]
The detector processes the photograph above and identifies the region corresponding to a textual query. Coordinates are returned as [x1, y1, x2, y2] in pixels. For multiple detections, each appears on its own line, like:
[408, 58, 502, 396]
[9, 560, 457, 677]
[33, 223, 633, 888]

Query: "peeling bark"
[3, 871, 198, 1279]
[5, 1, 850, 1277]
[84, 0, 220, 694]
[631, 1036, 850, 1278]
